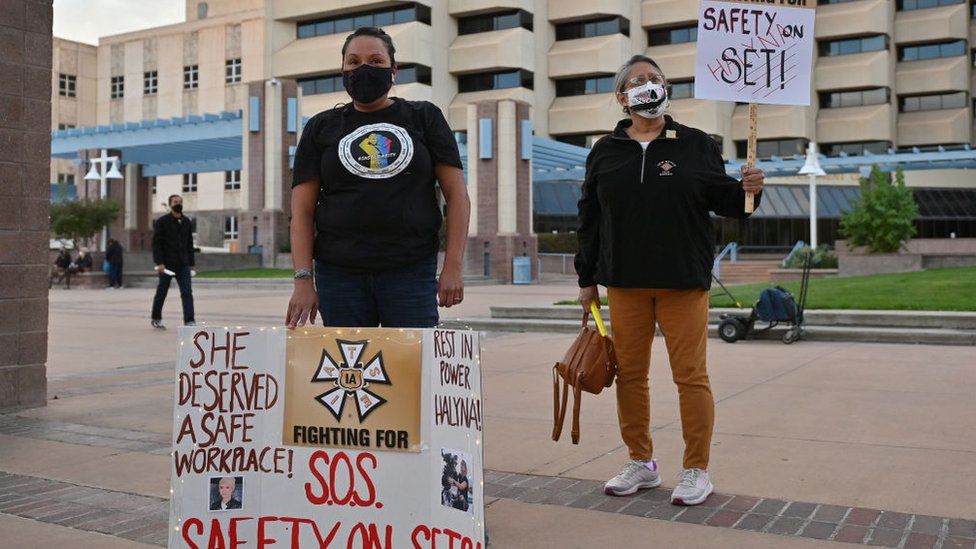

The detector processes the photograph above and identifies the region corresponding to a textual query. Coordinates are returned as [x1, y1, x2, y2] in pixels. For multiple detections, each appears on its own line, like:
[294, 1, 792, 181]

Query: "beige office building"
[51, 0, 976, 247]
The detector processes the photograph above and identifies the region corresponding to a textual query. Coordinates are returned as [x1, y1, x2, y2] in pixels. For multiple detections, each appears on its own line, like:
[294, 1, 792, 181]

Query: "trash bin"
[512, 256, 532, 285]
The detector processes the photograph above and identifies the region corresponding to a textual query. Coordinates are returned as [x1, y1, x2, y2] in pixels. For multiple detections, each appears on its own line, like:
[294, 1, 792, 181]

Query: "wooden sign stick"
[745, 102, 757, 213]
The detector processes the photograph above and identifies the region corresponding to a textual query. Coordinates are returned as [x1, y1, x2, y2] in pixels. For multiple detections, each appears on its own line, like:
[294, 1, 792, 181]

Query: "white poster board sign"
[167, 326, 485, 548]
[694, 0, 817, 106]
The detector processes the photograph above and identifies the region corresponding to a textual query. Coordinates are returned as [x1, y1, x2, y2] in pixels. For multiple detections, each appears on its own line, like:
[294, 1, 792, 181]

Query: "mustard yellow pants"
[607, 287, 714, 469]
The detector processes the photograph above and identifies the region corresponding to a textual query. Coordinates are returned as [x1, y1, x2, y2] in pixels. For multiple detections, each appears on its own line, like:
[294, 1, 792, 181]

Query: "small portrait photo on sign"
[440, 448, 473, 514]
[208, 475, 244, 512]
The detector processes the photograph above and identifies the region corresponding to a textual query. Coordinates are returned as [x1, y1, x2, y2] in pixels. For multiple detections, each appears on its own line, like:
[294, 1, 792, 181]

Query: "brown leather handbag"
[552, 311, 617, 444]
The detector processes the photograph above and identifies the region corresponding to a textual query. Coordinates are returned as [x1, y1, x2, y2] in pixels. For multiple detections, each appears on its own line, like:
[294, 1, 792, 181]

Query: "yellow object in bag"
[590, 302, 607, 337]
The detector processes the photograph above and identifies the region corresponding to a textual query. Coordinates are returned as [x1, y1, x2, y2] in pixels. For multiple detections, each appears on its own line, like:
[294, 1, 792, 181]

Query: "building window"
[225, 58, 241, 84]
[57, 173, 75, 185]
[821, 141, 892, 156]
[224, 170, 241, 190]
[648, 24, 698, 46]
[897, 0, 964, 10]
[395, 64, 432, 85]
[819, 34, 888, 56]
[59, 74, 76, 97]
[297, 3, 431, 39]
[555, 16, 629, 41]
[554, 75, 614, 97]
[553, 134, 589, 147]
[299, 73, 342, 96]
[184, 65, 199, 90]
[819, 87, 889, 108]
[669, 80, 695, 100]
[900, 91, 968, 112]
[224, 215, 238, 240]
[899, 40, 966, 61]
[735, 138, 808, 159]
[144, 70, 158, 95]
[182, 173, 197, 193]
[57, 123, 75, 131]
[458, 69, 533, 93]
[110, 75, 124, 99]
[458, 9, 532, 35]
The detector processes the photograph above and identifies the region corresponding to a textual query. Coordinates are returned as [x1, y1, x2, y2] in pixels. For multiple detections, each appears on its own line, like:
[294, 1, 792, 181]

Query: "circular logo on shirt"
[337, 123, 414, 179]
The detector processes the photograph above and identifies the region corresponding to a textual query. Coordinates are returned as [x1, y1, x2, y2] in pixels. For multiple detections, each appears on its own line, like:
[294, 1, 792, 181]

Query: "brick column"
[239, 79, 298, 267]
[0, 0, 52, 410]
[464, 100, 537, 283]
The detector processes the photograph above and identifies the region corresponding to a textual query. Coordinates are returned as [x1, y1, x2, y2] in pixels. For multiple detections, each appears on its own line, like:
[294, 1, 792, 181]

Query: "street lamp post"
[798, 142, 826, 250]
[83, 148, 124, 250]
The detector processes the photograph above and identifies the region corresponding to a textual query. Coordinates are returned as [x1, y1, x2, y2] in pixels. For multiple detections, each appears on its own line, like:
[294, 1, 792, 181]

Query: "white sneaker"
[604, 460, 662, 496]
[670, 468, 714, 506]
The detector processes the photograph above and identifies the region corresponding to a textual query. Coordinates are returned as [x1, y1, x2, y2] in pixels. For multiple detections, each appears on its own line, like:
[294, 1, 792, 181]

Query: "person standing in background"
[105, 238, 124, 289]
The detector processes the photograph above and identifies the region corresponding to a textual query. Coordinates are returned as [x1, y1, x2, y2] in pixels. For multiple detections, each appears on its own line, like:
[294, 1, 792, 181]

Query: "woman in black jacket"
[575, 55, 765, 506]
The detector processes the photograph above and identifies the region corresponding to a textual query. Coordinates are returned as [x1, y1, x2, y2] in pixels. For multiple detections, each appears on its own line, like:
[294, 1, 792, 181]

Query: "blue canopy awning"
[51, 111, 243, 177]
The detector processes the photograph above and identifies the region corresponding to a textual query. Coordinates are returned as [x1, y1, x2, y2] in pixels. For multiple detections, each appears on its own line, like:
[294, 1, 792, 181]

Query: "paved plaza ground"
[1, 282, 974, 548]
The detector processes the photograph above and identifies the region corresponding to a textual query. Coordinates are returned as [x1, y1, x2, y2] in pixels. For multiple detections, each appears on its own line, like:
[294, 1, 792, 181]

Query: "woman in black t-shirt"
[286, 26, 470, 329]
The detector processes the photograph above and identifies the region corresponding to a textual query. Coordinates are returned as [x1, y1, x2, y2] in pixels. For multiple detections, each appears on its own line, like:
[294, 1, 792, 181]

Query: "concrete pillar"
[239, 79, 298, 267]
[120, 163, 152, 252]
[464, 100, 537, 283]
[0, 0, 52, 410]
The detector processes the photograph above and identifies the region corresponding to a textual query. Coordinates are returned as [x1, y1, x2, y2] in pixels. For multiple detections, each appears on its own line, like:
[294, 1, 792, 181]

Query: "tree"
[49, 199, 121, 248]
[839, 166, 918, 253]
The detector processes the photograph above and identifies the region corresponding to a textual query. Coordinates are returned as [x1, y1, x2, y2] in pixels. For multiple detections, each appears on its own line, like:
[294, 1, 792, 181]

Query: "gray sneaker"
[604, 460, 661, 496]
[670, 468, 714, 506]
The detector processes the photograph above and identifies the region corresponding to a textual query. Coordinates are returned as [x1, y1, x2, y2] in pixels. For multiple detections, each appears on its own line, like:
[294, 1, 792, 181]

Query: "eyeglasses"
[626, 74, 666, 89]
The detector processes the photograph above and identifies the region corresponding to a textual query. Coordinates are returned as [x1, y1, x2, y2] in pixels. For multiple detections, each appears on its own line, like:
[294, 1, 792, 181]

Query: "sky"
[53, 0, 185, 45]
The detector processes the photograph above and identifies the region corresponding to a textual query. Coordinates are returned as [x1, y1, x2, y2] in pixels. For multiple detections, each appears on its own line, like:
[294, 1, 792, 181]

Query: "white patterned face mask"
[626, 82, 668, 119]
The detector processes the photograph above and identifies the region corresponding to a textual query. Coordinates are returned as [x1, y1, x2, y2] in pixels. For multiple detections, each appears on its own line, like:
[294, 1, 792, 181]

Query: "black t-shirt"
[292, 98, 462, 271]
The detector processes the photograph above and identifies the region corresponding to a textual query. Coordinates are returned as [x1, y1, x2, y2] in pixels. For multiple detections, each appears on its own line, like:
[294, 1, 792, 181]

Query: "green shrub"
[784, 244, 838, 269]
[839, 166, 918, 253]
[537, 232, 578, 254]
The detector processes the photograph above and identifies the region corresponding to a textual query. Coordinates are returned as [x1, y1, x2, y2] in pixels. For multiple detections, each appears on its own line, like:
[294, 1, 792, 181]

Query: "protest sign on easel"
[168, 326, 485, 548]
[694, 0, 818, 212]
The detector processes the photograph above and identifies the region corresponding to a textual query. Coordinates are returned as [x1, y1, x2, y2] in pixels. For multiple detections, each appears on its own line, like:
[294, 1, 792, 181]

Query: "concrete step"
[456, 317, 976, 346]
[489, 306, 976, 331]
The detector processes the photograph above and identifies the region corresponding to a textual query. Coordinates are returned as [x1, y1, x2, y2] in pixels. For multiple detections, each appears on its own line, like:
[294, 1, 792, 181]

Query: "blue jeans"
[108, 263, 123, 287]
[151, 265, 194, 323]
[314, 256, 439, 328]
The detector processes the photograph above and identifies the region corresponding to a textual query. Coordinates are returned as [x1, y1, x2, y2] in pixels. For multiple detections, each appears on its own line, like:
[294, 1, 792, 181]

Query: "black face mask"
[171, 204, 183, 214]
[342, 64, 394, 104]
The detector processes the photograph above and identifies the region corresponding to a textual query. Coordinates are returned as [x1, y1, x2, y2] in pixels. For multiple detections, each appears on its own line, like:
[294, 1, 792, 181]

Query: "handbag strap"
[581, 311, 590, 328]
[571, 376, 582, 445]
[551, 364, 570, 441]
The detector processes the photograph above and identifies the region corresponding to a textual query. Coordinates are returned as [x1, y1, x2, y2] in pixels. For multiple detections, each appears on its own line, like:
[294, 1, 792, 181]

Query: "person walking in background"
[105, 238, 124, 289]
[576, 54, 765, 506]
[150, 194, 196, 329]
[285, 26, 470, 329]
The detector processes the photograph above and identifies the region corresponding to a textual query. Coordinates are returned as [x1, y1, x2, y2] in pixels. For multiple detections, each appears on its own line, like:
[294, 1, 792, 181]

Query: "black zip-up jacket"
[575, 116, 762, 290]
[152, 213, 195, 269]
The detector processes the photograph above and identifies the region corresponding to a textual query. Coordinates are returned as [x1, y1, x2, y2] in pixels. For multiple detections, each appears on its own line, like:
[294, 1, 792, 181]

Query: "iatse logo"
[311, 340, 391, 421]
[657, 160, 677, 176]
